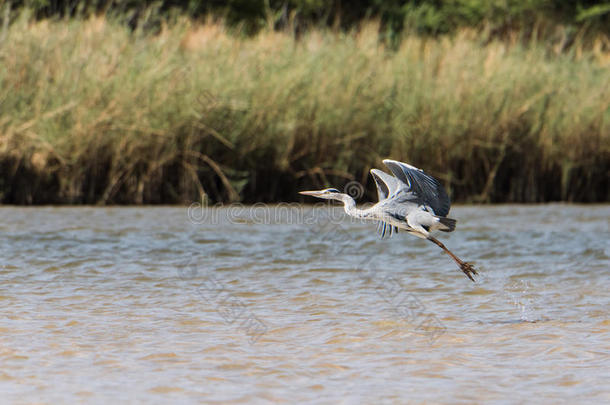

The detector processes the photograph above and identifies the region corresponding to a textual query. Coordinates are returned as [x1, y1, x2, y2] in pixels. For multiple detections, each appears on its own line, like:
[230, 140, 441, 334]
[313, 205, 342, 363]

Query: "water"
[0, 204, 608, 403]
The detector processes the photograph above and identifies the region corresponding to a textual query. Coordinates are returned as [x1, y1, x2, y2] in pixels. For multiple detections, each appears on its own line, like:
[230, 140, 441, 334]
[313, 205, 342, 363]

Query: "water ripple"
[0, 205, 608, 403]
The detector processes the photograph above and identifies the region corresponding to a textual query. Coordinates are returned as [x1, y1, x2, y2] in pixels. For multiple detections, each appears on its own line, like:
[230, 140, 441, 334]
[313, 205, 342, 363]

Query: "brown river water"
[0, 204, 608, 403]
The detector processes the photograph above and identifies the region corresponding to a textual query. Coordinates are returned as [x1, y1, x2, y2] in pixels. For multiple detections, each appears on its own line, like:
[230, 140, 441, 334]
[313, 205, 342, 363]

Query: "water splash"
[504, 279, 540, 322]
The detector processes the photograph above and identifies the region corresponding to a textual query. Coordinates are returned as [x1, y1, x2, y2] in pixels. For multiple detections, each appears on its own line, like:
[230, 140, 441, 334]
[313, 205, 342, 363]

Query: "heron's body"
[299, 159, 478, 281]
[338, 194, 449, 238]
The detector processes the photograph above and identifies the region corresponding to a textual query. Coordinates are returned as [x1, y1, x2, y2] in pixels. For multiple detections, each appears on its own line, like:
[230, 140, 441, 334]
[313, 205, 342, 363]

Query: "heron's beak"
[299, 190, 324, 197]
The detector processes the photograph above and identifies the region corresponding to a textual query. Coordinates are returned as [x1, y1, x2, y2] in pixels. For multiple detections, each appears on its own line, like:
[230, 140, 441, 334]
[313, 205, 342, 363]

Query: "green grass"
[0, 15, 608, 204]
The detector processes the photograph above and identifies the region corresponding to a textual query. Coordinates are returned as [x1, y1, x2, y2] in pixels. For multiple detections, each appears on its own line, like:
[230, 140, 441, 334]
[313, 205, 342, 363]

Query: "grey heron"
[299, 159, 478, 282]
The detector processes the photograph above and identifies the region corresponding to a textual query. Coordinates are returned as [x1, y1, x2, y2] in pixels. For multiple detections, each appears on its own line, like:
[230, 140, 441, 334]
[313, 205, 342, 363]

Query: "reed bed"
[0, 16, 608, 204]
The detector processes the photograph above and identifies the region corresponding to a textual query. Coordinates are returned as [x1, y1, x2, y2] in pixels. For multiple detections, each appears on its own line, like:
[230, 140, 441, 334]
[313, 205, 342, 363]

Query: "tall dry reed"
[0, 16, 608, 203]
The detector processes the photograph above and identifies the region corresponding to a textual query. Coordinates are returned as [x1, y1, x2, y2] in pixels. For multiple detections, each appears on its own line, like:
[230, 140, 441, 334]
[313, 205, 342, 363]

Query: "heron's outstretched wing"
[382, 159, 451, 217]
[377, 221, 398, 239]
[370, 168, 405, 201]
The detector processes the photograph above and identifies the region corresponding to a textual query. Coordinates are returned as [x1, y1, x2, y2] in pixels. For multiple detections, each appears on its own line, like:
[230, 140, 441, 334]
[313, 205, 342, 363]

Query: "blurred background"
[0, 0, 608, 204]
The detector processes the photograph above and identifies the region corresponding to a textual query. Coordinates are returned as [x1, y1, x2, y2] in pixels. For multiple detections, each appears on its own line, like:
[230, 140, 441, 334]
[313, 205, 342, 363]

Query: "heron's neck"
[337, 194, 370, 219]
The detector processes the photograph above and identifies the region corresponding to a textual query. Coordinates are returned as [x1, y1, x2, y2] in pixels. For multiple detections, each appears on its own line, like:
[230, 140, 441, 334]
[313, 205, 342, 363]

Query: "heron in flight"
[299, 159, 478, 281]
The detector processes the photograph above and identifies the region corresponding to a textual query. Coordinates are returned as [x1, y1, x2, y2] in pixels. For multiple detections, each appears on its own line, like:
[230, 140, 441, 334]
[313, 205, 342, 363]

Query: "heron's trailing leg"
[427, 236, 478, 282]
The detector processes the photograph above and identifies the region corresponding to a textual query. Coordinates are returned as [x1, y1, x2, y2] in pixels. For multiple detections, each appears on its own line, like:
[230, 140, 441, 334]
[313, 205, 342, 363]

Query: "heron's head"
[298, 188, 344, 201]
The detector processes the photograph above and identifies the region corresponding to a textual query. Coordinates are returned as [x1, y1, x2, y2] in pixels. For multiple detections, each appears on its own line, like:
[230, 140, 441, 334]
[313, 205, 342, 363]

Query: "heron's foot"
[460, 262, 478, 282]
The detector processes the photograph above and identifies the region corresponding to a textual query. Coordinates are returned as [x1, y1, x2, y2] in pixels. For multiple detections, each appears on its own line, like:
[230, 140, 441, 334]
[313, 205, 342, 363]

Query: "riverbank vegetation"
[0, 5, 608, 204]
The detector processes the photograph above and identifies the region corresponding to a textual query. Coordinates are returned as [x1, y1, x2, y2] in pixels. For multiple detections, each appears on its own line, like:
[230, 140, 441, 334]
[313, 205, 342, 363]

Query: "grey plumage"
[299, 159, 478, 281]
[382, 159, 451, 217]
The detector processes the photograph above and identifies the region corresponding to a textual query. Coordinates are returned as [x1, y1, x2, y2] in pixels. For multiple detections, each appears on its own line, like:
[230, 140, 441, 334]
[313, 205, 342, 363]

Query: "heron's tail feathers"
[437, 217, 457, 232]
